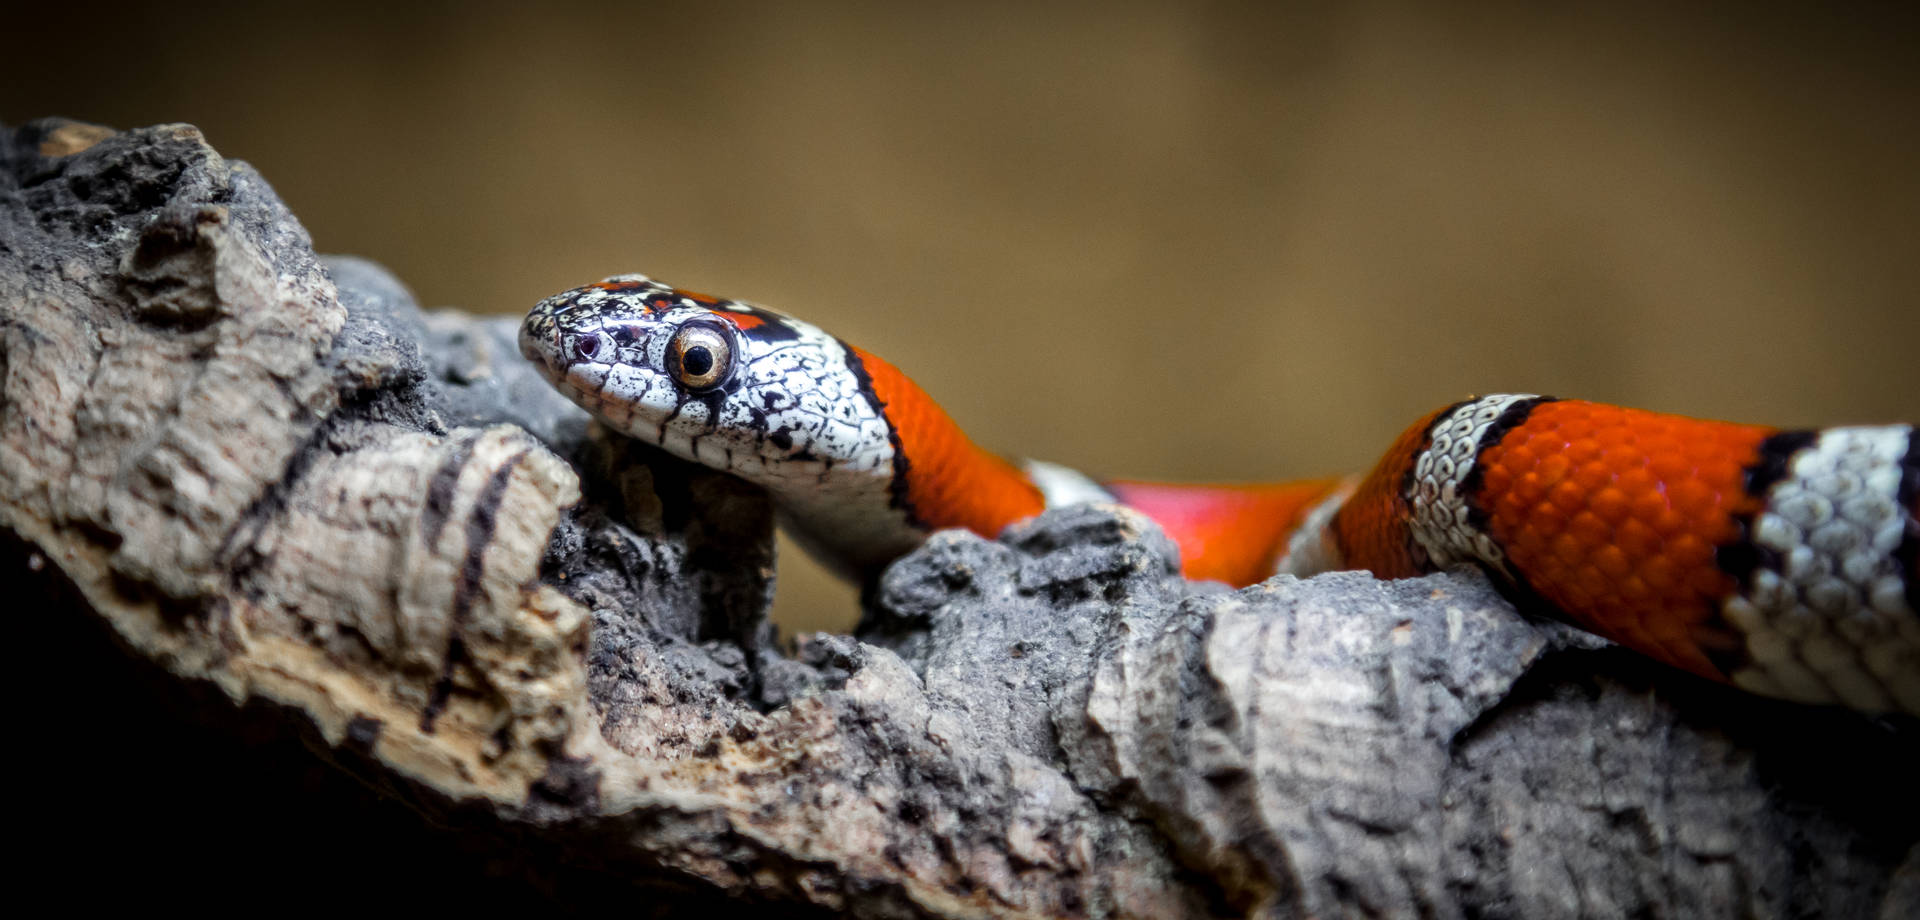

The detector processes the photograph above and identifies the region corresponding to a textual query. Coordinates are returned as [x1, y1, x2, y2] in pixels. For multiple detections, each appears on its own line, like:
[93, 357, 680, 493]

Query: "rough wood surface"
[4, 119, 1915, 918]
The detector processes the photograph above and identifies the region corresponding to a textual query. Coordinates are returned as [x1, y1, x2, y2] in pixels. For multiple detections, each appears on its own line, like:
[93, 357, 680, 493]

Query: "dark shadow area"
[5, 525, 829, 917]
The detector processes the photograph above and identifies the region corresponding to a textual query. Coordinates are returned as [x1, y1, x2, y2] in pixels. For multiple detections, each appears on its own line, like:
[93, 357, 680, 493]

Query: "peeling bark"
[4, 119, 1914, 919]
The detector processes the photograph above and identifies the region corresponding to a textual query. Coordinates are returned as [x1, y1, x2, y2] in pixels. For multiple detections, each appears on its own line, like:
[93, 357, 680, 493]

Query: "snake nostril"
[573, 334, 600, 361]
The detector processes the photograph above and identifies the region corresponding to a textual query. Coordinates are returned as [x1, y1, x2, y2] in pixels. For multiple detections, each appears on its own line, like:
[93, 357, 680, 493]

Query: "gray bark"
[3, 119, 1914, 918]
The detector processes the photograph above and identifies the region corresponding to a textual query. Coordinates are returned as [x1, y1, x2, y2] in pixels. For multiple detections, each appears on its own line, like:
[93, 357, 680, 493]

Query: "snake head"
[520, 274, 740, 419]
[520, 275, 898, 492]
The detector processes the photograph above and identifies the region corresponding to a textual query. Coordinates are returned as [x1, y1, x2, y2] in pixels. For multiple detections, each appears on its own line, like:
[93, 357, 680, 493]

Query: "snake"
[519, 275, 1919, 715]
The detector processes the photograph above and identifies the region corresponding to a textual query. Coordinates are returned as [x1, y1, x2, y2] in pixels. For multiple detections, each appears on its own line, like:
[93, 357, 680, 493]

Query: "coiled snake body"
[521, 275, 1919, 714]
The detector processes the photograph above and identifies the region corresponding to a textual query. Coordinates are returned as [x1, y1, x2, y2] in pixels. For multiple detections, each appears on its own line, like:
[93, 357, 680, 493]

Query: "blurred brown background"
[7, 1, 1916, 634]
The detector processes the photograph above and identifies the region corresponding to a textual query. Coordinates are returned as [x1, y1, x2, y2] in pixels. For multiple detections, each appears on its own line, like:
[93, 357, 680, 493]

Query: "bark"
[3, 119, 1914, 919]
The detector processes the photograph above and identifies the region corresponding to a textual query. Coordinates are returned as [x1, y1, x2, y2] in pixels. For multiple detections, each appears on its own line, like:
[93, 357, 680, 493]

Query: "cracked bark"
[4, 119, 1915, 919]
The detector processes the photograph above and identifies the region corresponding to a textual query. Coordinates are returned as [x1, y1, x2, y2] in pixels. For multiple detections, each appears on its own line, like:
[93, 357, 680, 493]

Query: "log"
[3, 119, 1914, 918]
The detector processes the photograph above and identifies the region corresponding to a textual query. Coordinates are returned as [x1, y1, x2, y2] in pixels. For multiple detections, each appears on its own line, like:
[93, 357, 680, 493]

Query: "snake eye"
[669, 322, 734, 391]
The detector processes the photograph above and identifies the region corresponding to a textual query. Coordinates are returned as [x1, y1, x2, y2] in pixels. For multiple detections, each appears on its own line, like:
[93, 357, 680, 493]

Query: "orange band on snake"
[522, 275, 1920, 714]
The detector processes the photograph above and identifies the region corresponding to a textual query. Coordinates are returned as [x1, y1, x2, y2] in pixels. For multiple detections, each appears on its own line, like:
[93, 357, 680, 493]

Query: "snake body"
[520, 275, 1920, 714]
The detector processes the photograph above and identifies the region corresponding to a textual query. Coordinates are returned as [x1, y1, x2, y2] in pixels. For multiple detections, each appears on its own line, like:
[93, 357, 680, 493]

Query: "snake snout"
[519, 302, 569, 372]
